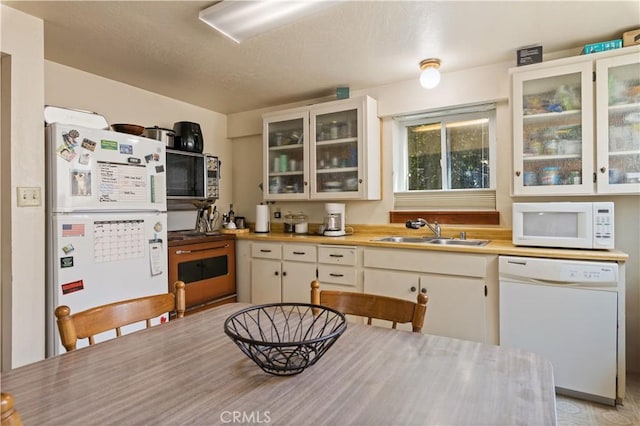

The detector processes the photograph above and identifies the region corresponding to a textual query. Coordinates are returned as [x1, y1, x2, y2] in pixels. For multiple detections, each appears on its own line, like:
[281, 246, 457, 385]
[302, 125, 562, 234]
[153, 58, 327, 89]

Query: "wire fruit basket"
[224, 303, 347, 376]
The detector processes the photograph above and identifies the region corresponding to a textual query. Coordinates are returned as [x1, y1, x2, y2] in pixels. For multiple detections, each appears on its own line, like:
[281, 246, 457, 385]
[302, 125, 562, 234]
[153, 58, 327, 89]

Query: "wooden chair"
[1, 392, 22, 426]
[55, 281, 186, 352]
[310, 280, 428, 333]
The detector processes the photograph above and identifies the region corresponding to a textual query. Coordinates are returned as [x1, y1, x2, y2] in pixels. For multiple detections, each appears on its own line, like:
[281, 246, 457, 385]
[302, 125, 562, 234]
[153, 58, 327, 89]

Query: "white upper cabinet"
[263, 96, 380, 201]
[511, 46, 640, 196]
[596, 52, 640, 194]
[263, 109, 310, 200]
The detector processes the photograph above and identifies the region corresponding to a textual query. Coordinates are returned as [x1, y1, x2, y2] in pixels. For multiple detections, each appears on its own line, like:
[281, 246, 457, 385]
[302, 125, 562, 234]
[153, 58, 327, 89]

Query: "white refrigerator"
[46, 123, 169, 356]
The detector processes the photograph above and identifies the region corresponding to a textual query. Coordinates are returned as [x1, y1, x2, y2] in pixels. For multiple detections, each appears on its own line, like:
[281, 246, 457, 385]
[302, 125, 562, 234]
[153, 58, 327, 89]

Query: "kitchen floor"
[556, 373, 640, 425]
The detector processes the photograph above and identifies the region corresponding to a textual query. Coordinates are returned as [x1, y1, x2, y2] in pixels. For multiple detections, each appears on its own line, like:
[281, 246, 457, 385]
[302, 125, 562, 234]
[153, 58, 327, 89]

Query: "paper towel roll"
[255, 204, 270, 233]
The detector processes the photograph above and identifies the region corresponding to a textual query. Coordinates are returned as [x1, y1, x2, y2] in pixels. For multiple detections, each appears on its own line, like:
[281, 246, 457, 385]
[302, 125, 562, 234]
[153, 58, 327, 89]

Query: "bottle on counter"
[228, 204, 235, 224]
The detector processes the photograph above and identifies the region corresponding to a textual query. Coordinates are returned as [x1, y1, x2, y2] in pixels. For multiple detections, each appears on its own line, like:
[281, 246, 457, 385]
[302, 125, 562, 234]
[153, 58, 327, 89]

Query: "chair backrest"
[55, 281, 186, 352]
[310, 280, 428, 333]
[1, 392, 22, 426]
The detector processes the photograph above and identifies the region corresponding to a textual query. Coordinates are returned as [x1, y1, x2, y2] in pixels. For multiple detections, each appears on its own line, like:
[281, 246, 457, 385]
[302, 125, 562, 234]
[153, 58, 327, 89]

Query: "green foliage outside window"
[407, 118, 490, 190]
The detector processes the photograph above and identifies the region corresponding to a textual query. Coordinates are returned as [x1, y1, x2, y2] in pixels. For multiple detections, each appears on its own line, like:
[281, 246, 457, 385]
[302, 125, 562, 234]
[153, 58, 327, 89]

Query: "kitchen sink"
[372, 236, 489, 246]
[426, 238, 489, 246]
[372, 236, 435, 243]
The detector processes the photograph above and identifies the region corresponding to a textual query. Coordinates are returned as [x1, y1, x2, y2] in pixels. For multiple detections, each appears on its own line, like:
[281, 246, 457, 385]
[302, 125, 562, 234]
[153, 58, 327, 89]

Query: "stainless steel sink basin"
[372, 236, 489, 246]
[372, 236, 434, 243]
[426, 238, 489, 246]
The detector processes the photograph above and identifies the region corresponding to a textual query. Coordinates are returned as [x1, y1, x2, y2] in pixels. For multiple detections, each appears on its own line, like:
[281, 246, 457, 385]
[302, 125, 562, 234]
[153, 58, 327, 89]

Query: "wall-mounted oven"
[168, 237, 236, 313]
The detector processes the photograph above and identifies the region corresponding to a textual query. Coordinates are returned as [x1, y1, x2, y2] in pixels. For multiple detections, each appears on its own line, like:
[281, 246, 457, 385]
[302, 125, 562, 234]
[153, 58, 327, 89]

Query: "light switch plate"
[17, 187, 42, 207]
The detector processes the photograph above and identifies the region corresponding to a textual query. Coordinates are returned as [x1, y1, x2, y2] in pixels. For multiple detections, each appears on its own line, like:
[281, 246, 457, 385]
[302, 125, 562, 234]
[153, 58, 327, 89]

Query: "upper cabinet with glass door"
[310, 96, 380, 200]
[512, 62, 594, 195]
[263, 109, 310, 200]
[262, 96, 380, 201]
[512, 45, 640, 196]
[596, 52, 640, 194]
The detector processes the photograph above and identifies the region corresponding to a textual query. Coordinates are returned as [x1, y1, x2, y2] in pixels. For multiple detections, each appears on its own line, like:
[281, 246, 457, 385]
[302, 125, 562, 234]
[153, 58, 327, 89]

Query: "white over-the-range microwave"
[512, 202, 615, 250]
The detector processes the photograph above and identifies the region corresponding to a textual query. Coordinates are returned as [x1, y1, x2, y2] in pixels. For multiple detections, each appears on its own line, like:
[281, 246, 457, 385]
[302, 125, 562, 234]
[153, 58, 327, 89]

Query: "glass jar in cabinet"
[262, 110, 310, 200]
[596, 51, 640, 194]
[512, 61, 595, 195]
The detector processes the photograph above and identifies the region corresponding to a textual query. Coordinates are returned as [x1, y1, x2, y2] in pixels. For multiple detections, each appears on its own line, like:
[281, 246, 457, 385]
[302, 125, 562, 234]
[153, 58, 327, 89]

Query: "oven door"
[168, 240, 236, 309]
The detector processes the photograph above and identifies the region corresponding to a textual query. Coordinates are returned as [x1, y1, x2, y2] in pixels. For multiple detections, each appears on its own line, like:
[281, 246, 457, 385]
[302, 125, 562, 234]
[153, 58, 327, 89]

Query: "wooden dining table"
[2, 303, 557, 425]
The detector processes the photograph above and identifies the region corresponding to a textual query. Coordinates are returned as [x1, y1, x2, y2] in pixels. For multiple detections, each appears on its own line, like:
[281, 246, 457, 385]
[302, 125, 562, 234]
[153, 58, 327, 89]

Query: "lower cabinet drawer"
[251, 242, 281, 260]
[318, 265, 356, 287]
[318, 245, 357, 266]
[282, 244, 316, 263]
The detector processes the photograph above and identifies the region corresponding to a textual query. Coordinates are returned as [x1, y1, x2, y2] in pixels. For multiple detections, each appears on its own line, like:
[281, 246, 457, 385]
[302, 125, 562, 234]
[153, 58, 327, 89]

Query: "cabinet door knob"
[600, 166, 607, 174]
[421, 288, 427, 294]
[515, 171, 521, 177]
[304, 181, 308, 186]
[282, 271, 287, 276]
[410, 286, 417, 292]
[275, 271, 279, 276]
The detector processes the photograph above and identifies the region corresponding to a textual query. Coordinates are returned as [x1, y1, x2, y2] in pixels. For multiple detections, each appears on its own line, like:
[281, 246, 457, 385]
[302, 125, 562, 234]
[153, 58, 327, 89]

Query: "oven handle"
[174, 244, 230, 254]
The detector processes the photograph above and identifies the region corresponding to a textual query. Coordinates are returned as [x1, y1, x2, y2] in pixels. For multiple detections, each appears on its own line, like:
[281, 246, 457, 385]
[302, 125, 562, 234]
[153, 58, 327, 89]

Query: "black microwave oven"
[166, 149, 219, 201]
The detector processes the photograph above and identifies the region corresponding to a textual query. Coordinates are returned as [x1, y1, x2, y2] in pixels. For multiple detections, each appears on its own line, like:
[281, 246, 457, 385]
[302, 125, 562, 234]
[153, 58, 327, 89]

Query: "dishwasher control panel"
[567, 265, 617, 282]
[499, 256, 618, 285]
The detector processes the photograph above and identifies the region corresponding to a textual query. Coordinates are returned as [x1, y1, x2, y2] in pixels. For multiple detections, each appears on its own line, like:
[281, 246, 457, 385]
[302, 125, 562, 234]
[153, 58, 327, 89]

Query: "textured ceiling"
[3, 1, 639, 114]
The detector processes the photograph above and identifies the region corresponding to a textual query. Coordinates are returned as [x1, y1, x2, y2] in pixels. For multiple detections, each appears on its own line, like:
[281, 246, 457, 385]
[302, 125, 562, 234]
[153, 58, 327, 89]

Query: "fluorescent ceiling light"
[199, 0, 338, 43]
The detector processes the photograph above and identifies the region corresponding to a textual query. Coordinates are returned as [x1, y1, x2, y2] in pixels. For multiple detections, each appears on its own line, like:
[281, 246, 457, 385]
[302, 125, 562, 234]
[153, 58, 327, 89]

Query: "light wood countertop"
[236, 224, 628, 262]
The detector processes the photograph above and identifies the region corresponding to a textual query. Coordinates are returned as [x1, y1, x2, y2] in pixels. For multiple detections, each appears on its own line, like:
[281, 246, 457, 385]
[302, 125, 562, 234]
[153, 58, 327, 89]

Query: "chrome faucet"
[405, 218, 441, 237]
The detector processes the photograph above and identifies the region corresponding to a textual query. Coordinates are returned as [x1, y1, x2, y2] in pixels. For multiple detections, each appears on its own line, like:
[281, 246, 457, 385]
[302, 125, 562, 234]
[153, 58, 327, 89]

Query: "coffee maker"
[323, 203, 346, 237]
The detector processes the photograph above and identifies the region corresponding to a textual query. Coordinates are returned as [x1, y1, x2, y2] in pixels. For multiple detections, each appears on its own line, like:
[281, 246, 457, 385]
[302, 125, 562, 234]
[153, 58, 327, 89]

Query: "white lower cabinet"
[418, 274, 486, 343]
[244, 242, 498, 343]
[251, 258, 282, 304]
[249, 242, 317, 304]
[317, 245, 361, 291]
[282, 244, 318, 303]
[363, 248, 498, 344]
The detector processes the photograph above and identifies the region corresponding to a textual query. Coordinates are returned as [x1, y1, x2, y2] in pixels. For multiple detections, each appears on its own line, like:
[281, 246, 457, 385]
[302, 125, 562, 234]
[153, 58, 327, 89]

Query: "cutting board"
[221, 228, 251, 234]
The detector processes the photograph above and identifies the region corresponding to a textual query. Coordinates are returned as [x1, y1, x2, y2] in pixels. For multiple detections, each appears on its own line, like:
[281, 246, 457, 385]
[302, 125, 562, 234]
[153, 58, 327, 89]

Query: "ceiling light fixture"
[419, 58, 441, 89]
[199, 0, 337, 44]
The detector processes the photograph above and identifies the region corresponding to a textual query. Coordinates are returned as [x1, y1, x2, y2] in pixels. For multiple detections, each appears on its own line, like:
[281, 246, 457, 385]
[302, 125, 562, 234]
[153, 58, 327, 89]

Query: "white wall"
[0, 5, 46, 368]
[228, 59, 640, 372]
[45, 61, 232, 231]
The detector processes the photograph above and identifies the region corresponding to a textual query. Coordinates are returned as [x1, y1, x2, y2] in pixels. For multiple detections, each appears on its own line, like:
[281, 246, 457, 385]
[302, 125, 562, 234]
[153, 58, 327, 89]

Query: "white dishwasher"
[499, 255, 620, 406]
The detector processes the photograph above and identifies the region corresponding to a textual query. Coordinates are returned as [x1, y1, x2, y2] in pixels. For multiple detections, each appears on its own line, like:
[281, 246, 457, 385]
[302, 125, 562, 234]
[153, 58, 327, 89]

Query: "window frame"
[394, 106, 497, 194]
